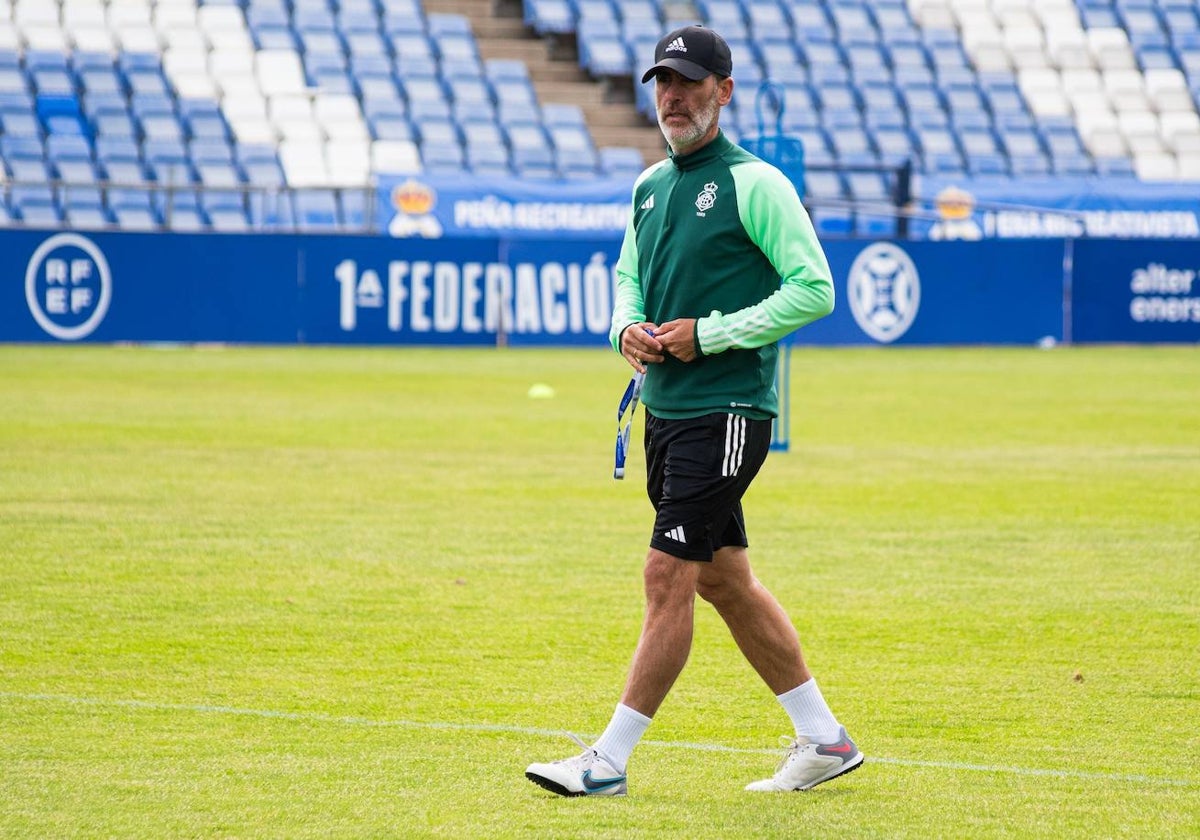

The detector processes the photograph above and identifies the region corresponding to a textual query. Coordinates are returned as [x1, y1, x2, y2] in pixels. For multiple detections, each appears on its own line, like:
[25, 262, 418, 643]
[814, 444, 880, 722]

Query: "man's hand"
[654, 318, 699, 363]
[621, 322, 664, 373]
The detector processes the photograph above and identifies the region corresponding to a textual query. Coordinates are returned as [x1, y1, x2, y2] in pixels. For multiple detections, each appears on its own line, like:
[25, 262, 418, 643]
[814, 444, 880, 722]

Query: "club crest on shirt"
[695, 181, 718, 216]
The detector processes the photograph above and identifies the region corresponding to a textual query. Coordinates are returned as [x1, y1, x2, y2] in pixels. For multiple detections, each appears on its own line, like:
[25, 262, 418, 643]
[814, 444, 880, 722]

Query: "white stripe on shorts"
[722, 414, 746, 477]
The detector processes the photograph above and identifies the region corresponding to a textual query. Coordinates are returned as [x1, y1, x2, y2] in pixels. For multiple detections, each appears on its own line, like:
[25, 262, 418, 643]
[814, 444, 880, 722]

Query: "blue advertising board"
[803, 239, 1067, 345]
[3, 229, 1197, 346]
[11, 230, 300, 344]
[5, 229, 623, 347]
[914, 176, 1200, 240]
[300, 235, 621, 345]
[376, 172, 632, 240]
[1071, 238, 1200, 343]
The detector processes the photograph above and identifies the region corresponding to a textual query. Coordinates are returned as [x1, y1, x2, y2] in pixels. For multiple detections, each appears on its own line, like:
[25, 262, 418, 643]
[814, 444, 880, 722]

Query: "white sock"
[777, 678, 842, 744]
[592, 703, 651, 774]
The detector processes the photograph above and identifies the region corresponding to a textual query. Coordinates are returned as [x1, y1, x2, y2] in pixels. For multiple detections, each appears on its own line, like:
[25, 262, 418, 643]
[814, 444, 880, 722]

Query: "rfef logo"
[847, 243, 920, 343]
[24, 233, 112, 340]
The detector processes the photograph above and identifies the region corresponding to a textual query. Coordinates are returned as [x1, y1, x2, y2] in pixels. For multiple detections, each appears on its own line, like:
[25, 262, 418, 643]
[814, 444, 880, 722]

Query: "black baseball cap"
[640, 25, 733, 84]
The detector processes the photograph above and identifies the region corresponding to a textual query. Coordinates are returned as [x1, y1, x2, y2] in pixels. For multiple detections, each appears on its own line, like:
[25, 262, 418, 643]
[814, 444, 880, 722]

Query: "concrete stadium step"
[420, 0, 665, 169]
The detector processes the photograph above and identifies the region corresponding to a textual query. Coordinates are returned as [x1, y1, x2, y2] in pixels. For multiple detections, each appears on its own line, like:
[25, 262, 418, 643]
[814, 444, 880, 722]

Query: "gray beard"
[658, 94, 720, 152]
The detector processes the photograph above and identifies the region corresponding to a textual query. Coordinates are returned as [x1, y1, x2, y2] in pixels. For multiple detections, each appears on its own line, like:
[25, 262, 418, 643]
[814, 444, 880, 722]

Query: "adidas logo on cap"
[641, 25, 733, 84]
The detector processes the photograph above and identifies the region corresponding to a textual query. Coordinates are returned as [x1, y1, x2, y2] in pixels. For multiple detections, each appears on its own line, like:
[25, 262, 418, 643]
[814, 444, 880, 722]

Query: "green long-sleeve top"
[609, 131, 835, 420]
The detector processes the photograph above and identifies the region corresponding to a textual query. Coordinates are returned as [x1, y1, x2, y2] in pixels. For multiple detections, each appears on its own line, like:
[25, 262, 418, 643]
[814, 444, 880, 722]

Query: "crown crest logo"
[391, 180, 436, 215]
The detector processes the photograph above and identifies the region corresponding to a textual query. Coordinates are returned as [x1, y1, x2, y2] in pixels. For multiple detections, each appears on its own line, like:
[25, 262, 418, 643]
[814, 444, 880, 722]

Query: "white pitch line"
[2, 691, 1195, 789]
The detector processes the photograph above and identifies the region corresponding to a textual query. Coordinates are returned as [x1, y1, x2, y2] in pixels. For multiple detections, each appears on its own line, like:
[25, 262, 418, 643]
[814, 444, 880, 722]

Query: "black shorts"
[643, 412, 773, 562]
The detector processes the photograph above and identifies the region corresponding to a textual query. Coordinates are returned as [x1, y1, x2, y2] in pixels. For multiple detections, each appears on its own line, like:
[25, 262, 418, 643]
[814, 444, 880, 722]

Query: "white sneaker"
[745, 727, 864, 792]
[525, 734, 628, 797]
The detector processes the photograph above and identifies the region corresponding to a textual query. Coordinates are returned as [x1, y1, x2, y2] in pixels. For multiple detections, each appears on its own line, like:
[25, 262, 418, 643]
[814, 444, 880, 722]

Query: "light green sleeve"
[696, 162, 835, 355]
[609, 188, 647, 353]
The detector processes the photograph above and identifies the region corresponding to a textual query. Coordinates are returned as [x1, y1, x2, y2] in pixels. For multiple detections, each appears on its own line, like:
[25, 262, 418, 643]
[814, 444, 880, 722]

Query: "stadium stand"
[0, 0, 642, 231]
[0, 0, 1198, 234]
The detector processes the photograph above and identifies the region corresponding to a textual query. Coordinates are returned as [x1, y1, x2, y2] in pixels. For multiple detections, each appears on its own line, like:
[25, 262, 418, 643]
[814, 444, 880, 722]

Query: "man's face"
[653, 69, 733, 154]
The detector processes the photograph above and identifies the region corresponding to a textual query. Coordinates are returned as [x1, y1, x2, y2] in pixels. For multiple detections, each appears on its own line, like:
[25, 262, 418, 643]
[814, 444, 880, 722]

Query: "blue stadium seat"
[79, 66, 123, 98]
[125, 66, 171, 99]
[369, 113, 415, 142]
[794, 127, 835, 167]
[54, 156, 104, 185]
[576, 0, 619, 25]
[62, 187, 112, 229]
[542, 103, 588, 130]
[871, 127, 915, 166]
[0, 66, 30, 96]
[967, 153, 1009, 177]
[552, 124, 599, 165]
[901, 86, 949, 129]
[857, 81, 902, 114]
[298, 29, 344, 56]
[804, 170, 846, 201]
[1080, 7, 1121, 28]
[390, 32, 437, 62]
[512, 145, 558, 179]
[789, 3, 836, 44]
[346, 31, 390, 60]
[12, 183, 63, 226]
[96, 136, 149, 184]
[166, 207, 209, 232]
[467, 143, 511, 176]
[491, 75, 538, 110]
[140, 111, 187, 144]
[249, 191, 296, 230]
[950, 107, 991, 133]
[811, 208, 853, 236]
[1163, 6, 1200, 36]
[959, 128, 1001, 158]
[422, 141, 467, 174]
[144, 139, 195, 186]
[0, 108, 40, 137]
[47, 134, 97, 182]
[240, 151, 286, 188]
[599, 146, 645, 178]
[195, 157, 244, 189]
[33, 67, 77, 98]
[756, 40, 803, 81]
[855, 212, 898, 238]
[9, 156, 53, 184]
[38, 95, 88, 135]
[525, 0, 575, 35]
[340, 189, 369, 228]
[578, 23, 632, 77]
[414, 117, 460, 150]
[445, 77, 492, 110]
[916, 127, 964, 171]
[110, 188, 160, 229]
[1095, 156, 1137, 177]
[1052, 154, 1095, 176]
[845, 171, 890, 203]
[293, 5, 337, 34]
[829, 127, 875, 164]
[204, 192, 251, 232]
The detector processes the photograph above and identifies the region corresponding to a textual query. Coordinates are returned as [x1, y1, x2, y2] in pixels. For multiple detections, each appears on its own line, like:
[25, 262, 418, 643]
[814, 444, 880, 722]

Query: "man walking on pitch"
[526, 25, 862, 796]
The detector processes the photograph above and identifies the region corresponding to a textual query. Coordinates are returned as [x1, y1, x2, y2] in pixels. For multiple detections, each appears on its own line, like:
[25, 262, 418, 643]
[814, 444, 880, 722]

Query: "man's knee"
[643, 548, 699, 609]
[695, 548, 755, 608]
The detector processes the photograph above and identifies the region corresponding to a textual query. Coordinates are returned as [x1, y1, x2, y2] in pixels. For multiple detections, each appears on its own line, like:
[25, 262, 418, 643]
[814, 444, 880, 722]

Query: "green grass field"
[1, 344, 1197, 839]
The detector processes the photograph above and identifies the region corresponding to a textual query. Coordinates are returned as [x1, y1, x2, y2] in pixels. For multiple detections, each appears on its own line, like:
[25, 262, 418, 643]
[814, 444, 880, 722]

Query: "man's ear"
[717, 76, 734, 106]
